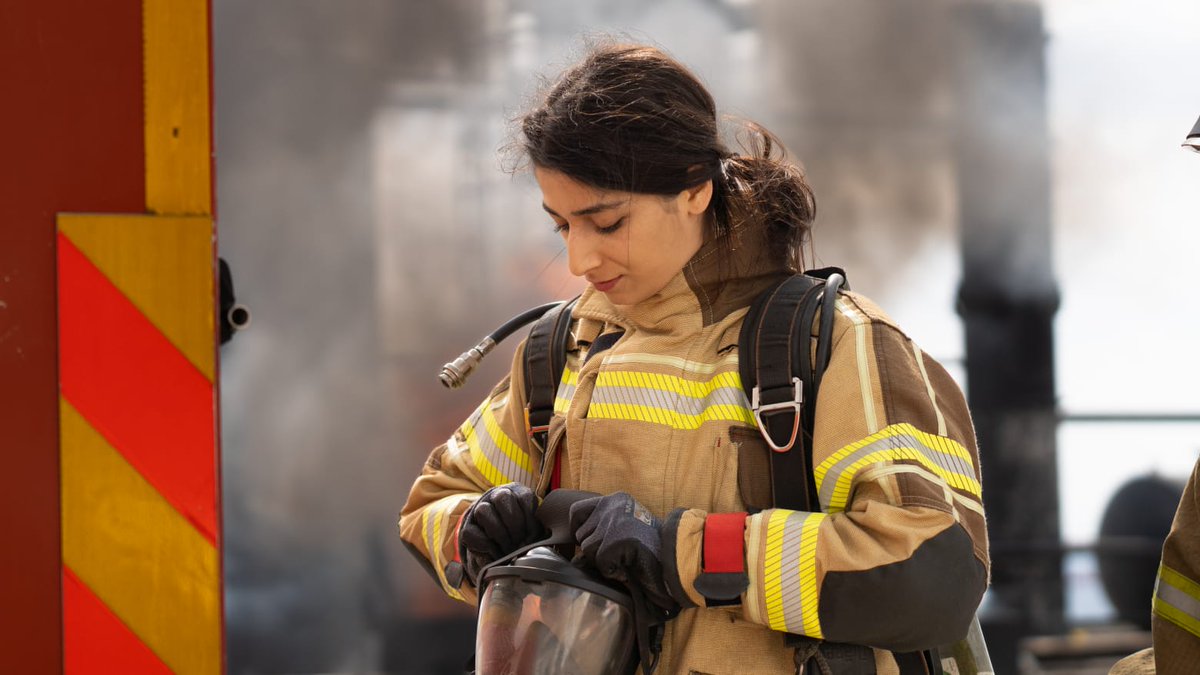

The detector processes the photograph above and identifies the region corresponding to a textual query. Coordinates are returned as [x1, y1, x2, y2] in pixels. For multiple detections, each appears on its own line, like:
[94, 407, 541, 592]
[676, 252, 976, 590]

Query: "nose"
[565, 227, 602, 278]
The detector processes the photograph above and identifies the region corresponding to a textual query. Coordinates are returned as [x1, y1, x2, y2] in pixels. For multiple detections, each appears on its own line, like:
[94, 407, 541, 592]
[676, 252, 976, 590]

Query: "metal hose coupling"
[439, 336, 497, 389]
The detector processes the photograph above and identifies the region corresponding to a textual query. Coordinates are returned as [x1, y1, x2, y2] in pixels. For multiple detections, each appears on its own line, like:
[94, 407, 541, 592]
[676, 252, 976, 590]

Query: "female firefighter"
[399, 43, 989, 674]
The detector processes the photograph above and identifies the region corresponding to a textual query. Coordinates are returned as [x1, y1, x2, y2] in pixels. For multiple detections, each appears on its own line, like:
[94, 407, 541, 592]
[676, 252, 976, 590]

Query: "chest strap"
[738, 269, 846, 513]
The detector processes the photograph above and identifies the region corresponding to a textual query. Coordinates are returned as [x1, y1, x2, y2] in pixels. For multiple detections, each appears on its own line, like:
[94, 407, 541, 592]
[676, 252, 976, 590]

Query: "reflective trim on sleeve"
[460, 399, 533, 487]
[423, 495, 469, 601]
[815, 423, 980, 512]
[762, 509, 826, 637]
[1155, 563, 1200, 639]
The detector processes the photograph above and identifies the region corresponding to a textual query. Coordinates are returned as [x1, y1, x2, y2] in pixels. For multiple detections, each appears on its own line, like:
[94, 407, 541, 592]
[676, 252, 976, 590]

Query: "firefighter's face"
[535, 167, 710, 306]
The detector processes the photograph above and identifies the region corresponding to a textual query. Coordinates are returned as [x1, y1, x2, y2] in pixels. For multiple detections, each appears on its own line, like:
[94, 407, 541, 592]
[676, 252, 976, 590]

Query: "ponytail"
[711, 122, 816, 273]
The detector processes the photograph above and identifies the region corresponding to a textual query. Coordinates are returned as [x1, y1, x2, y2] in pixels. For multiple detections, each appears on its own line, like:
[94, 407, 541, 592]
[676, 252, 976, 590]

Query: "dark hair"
[517, 43, 816, 271]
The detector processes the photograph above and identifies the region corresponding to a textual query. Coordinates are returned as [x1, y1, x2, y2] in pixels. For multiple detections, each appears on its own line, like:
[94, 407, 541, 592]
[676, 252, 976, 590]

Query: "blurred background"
[211, 0, 1200, 673]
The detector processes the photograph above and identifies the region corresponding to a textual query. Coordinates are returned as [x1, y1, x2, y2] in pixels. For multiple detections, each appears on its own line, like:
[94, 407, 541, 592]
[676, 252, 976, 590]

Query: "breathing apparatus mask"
[472, 490, 669, 675]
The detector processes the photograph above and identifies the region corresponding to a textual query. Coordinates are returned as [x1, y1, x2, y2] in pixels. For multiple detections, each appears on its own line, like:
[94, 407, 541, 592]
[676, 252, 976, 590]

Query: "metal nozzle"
[439, 337, 497, 389]
[227, 303, 252, 333]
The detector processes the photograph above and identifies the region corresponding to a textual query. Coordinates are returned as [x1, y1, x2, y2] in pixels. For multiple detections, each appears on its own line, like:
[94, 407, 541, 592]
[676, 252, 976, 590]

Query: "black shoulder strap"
[739, 269, 847, 512]
[522, 297, 579, 453]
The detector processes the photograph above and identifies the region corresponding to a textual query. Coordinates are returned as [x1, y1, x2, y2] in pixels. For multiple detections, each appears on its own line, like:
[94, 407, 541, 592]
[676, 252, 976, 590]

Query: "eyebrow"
[542, 200, 624, 218]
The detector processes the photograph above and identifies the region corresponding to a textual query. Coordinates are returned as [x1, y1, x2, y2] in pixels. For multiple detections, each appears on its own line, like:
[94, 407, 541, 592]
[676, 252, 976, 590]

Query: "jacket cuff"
[694, 511, 749, 604]
[663, 508, 707, 608]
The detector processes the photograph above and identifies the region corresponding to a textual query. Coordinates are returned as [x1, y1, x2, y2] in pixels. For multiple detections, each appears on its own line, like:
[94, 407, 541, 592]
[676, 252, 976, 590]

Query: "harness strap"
[524, 297, 578, 455]
[738, 271, 847, 513]
[740, 275, 823, 512]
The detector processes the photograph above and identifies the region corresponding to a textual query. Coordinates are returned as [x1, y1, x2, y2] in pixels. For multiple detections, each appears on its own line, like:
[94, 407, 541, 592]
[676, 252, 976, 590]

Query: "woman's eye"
[551, 221, 568, 234]
[597, 217, 626, 235]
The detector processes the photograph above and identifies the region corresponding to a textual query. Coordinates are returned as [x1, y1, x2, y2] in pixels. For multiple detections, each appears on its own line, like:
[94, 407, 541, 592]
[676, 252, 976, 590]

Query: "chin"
[601, 288, 639, 306]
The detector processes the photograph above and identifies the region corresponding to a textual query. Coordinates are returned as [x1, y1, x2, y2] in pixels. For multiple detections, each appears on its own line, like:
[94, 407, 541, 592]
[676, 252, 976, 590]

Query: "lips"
[591, 276, 622, 292]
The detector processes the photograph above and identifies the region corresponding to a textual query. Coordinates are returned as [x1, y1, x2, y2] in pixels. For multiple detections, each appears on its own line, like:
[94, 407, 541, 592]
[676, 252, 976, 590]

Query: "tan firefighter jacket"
[1152, 458, 1200, 673]
[400, 226, 990, 674]
[1110, 459, 1200, 675]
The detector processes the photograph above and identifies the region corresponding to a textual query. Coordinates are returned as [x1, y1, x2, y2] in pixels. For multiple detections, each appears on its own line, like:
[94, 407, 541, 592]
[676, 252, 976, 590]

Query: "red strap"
[703, 512, 748, 574]
[550, 451, 562, 491]
[451, 512, 463, 563]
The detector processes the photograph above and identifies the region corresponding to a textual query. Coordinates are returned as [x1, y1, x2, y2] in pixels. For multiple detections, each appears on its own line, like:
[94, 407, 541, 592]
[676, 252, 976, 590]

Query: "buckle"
[751, 378, 803, 453]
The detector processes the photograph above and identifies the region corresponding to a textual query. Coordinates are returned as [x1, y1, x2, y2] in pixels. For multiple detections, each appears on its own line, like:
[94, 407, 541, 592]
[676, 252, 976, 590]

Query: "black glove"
[459, 483, 545, 585]
[569, 492, 679, 615]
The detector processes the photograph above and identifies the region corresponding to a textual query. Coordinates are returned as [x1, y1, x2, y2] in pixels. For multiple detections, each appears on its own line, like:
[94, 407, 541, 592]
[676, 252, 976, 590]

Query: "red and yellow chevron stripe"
[56, 0, 222, 672]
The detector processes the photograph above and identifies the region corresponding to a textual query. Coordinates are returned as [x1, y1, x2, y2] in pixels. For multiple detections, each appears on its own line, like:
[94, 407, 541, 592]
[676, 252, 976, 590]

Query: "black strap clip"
[751, 377, 803, 452]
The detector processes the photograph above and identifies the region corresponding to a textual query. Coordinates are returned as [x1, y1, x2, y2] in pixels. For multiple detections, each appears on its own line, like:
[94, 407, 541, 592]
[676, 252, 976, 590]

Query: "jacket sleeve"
[1152, 458, 1200, 672]
[398, 340, 540, 605]
[668, 294, 990, 652]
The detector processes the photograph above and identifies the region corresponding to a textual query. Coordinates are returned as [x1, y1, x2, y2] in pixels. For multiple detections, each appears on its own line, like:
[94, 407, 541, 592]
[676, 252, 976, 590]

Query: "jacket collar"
[572, 222, 791, 334]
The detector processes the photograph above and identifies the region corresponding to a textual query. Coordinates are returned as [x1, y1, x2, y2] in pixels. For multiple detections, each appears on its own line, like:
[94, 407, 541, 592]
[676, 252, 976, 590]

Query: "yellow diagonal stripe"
[799, 513, 825, 638]
[597, 369, 742, 398]
[144, 0, 212, 215]
[763, 510, 790, 632]
[587, 402, 755, 430]
[424, 496, 466, 602]
[61, 399, 220, 675]
[482, 404, 533, 475]
[58, 214, 215, 380]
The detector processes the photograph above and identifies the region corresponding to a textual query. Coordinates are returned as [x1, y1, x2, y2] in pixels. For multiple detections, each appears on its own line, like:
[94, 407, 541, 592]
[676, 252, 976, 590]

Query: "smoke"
[213, 1, 1020, 672]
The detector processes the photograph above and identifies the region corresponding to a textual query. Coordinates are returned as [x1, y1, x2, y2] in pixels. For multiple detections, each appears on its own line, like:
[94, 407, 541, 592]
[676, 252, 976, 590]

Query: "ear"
[679, 179, 713, 217]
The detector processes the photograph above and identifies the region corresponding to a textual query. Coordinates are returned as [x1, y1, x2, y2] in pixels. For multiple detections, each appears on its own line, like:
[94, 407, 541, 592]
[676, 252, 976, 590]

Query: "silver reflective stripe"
[590, 384, 748, 417]
[777, 511, 808, 634]
[1157, 579, 1200, 620]
[462, 404, 533, 486]
[818, 429, 977, 508]
[1156, 565, 1200, 637]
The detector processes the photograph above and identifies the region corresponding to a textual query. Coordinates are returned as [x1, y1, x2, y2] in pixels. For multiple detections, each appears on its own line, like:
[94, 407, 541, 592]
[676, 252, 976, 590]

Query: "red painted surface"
[63, 567, 173, 675]
[58, 235, 217, 543]
[0, 0, 145, 670]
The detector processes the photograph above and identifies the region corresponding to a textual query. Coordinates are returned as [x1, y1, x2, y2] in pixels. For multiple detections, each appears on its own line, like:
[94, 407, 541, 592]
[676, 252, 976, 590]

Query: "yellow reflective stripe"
[460, 398, 532, 487]
[763, 510, 826, 638]
[1155, 564, 1200, 638]
[588, 368, 752, 429]
[745, 513, 767, 625]
[762, 510, 791, 632]
[435, 497, 466, 602]
[1161, 564, 1200, 599]
[597, 370, 742, 398]
[815, 423, 979, 512]
[587, 402, 755, 430]
[554, 366, 577, 415]
[482, 404, 532, 475]
[798, 513, 825, 638]
[836, 299, 879, 434]
[423, 496, 466, 602]
[462, 415, 508, 486]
